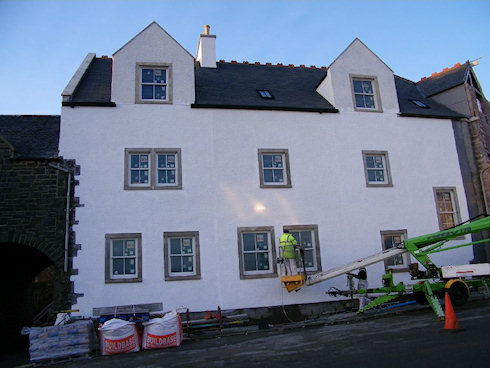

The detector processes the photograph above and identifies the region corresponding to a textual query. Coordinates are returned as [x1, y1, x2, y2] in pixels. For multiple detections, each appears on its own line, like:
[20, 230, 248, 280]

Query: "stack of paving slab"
[22, 320, 96, 363]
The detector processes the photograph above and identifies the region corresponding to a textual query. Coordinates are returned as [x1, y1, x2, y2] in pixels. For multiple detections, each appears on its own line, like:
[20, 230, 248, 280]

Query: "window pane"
[125, 258, 136, 274]
[182, 238, 193, 254]
[437, 192, 453, 211]
[365, 156, 375, 168]
[167, 170, 175, 183]
[158, 170, 167, 184]
[273, 155, 283, 168]
[273, 169, 284, 182]
[244, 253, 257, 271]
[364, 95, 375, 108]
[154, 69, 166, 84]
[257, 252, 269, 270]
[158, 155, 167, 168]
[263, 169, 273, 183]
[130, 170, 140, 184]
[353, 80, 363, 93]
[355, 94, 365, 108]
[112, 259, 124, 275]
[155, 85, 166, 100]
[300, 231, 312, 249]
[112, 240, 124, 256]
[140, 170, 149, 184]
[303, 250, 314, 268]
[142, 69, 154, 83]
[139, 155, 148, 168]
[362, 81, 373, 93]
[124, 240, 136, 256]
[374, 170, 384, 181]
[243, 233, 256, 252]
[131, 155, 140, 168]
[142, 85, 154, 99]
[182, 256, 193, 272]
[167, 155, 175, 168]
[440, 213, 455, 229]
[373, 156, 383, 168]
[170, 256, 182, 272]
[263, 155, 273, 168]
[256, 233, 268, 250]
[170, 238, 181, 254]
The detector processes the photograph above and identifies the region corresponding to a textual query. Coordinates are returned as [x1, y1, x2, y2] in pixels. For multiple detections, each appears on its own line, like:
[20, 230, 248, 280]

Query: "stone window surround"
[283, 224, 322, 273]
[380, 229, 410, 272]
[258, 148, 292, 188]
[105, 232, 142, 283]
[362, 150, 393, 187]
[163, 231, 201, 281]
[237, 226, 278, 279]
[124, 148, 182, 190]
[135, 62, 173, 104]
[350, 74, 383, 112]
[433, 187, 462, 230]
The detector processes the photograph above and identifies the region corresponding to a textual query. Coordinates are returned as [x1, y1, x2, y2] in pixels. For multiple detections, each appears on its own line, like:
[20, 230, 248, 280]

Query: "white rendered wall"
[60, 101, 471, 317]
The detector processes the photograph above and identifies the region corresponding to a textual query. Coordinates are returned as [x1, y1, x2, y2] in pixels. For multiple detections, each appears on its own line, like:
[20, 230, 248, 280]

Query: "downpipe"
[47, 163, 72, 273]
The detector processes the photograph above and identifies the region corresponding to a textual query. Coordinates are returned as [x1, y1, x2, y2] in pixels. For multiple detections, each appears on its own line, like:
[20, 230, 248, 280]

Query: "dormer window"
[136, 63, 172, 104]
[350, 75, 382, 112]
[257, 90, 273, 99]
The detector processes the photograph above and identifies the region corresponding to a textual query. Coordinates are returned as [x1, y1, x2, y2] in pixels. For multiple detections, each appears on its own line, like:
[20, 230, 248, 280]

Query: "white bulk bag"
[99, 318, 140, 355]
[142, 310, 183, 349]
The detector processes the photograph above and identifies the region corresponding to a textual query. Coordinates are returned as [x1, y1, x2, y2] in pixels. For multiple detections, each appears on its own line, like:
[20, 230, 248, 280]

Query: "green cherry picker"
[281, 216, 490, 319]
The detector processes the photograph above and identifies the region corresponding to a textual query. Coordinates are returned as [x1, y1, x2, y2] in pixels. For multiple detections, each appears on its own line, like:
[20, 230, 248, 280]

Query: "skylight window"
[410, 99, 429, 108]
[257, 90, 273, 99]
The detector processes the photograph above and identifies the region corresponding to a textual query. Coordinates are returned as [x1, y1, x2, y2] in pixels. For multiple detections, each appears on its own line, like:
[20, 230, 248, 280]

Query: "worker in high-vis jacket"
[279, 230, 298, 275]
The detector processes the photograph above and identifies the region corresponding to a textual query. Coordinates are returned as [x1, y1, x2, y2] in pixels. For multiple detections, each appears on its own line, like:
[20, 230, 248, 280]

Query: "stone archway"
[0, 243, 56, 351]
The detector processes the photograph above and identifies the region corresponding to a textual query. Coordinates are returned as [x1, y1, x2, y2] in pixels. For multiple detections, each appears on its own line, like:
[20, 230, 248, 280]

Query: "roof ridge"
[217, 60, 327, 70]
[418, 62, 466, 82]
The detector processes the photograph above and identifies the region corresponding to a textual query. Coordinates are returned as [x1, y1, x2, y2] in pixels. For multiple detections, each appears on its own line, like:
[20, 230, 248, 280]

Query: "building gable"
[317, 38, 399, 113]
[112, 22, 195, 105]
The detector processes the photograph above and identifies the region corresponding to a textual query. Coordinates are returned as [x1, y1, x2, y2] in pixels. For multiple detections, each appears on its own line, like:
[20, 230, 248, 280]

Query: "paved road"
[4, 298, 490, 367]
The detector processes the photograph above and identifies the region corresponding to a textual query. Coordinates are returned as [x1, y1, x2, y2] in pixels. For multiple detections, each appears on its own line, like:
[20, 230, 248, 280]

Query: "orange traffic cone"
[444, 292, 460, 330]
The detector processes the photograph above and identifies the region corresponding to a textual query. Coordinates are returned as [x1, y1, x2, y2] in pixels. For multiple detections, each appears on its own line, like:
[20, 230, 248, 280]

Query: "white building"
[60, 22, 471, 318]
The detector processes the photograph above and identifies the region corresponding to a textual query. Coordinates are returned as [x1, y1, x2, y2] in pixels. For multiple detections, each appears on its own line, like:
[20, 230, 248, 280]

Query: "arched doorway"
[0, 243, 55, 351]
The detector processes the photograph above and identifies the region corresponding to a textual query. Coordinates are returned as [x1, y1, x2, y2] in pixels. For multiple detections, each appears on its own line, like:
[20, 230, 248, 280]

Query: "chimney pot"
[204, 24, 210, 35]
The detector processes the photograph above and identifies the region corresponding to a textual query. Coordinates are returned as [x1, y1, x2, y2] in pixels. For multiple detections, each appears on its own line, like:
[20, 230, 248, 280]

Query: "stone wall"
[0, 139, 79, 312]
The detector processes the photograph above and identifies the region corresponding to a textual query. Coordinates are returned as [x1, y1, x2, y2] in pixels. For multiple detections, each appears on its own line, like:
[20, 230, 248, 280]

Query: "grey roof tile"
[64, 58, 114, 106]
[0, 115, 60, 158]
[395, 76, 466, 119]
[193, 62, 337, 112]
[416, 62, 469, 97]
[64, 56, 467, 120]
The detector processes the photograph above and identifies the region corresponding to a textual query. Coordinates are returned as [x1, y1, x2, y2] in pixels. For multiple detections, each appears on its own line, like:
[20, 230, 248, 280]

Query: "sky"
[0, 0, 489, 115]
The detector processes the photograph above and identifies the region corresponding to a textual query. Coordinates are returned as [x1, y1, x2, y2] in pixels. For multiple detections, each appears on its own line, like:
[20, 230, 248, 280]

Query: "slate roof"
[394, 76, 465, 119]
[193, 62, 337, 113]
[63, 56, 467, 119]
[0, 115, 60, 159]
[416, 62, 470, 97]
[63, 57, 114, 107]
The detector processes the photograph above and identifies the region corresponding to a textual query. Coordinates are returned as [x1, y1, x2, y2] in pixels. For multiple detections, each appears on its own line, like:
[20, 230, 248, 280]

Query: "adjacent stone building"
[417, 62, 490, 263]
[0, 115, 78, 348]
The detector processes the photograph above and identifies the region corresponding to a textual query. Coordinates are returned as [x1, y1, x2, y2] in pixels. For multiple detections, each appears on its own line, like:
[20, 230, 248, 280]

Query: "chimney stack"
[196, 24, 216, 68]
